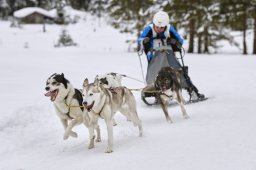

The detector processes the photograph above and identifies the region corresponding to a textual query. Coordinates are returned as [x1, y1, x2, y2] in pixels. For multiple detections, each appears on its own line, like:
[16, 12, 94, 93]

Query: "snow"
[13, 7, 55, 19]
[1, 11, 256, 170]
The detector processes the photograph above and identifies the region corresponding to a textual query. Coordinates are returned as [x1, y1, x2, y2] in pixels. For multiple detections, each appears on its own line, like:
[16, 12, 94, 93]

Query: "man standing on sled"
[137, 11, 205, 101]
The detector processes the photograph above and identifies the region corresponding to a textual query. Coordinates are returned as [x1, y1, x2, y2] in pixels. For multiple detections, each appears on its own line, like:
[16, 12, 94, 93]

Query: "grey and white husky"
[82, 78, 143, 153]
[44, 73, 100, 141]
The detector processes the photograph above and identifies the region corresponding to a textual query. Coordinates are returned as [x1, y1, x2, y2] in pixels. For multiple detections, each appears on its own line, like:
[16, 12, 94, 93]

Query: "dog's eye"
[52, 82, 56, 85]
[89, 93, 93, 96]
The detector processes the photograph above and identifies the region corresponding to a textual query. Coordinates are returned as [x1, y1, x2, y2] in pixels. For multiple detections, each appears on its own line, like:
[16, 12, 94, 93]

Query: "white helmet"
[153, 11, 169, 27]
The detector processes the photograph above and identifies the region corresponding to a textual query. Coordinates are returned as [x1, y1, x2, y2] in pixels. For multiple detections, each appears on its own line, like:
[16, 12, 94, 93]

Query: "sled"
[141, 46, 199, 106]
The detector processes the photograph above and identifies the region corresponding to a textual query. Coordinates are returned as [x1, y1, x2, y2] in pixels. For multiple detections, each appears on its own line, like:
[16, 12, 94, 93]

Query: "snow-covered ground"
[0, 12, 256, 170]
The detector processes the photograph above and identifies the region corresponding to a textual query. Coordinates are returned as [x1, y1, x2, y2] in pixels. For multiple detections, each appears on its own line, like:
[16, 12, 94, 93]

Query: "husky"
[82, 78, 143, 153]
[44, 73, 101, 141]
[95, 72, 127, 125]
[155, 67, 189, 123]
[95, 72, 123, 88]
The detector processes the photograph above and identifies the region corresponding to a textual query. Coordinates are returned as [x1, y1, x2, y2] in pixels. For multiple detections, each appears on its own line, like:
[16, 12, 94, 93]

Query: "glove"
[167, 38, 182, 52]
[147, 52, 153, 60]
[143, 37, 150, 43]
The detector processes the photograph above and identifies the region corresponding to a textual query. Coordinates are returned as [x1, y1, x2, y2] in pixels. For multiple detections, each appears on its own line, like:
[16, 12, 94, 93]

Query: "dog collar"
[159, 91, 173, 98]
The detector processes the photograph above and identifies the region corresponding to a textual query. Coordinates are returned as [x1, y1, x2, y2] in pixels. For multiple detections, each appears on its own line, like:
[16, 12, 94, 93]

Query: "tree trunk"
[204, 26, 209, 53]
[198, 34, 202, 53]
[243, 3, 247, 55]
[253, 8, 256, 54]
[188, 19, 195, 53]
[243, 29, 247, 55]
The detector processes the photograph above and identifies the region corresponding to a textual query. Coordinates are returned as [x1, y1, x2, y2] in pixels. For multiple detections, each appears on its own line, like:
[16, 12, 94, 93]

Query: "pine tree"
[89, 0, 108, 27]
[55, 0, 66, 24]
[248, 0, 256, 54]
[0, 0, 11, 20]
[220, 0, 251, 55]
[108, 0, 154, 38]
[165, 0, 229, 54]
[163, 0, 197, 53]
[26, 0, 38, 7]
[13, 0, 26, 10]
[69, 0, 89, 10]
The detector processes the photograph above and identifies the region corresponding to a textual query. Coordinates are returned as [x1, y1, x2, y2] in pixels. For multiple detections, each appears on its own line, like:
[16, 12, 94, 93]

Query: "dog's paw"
[112, 119, 117, 126]
[167, 119, 173, 124]
[95, 138, 101, 142]
[88, 143, 95, 149]
[184, 115, 190, 119]
[63, 134, 69, 140]
[69, 131, 78, 138]
[105, 148, 113, 153]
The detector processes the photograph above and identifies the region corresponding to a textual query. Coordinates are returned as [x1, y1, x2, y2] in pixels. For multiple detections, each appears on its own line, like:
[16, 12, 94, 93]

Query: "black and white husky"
[44, 73, 100, 141]
[82, 78, 143, 153]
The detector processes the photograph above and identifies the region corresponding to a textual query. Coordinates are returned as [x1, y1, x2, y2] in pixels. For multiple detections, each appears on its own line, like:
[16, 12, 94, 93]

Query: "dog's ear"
[100, 77, 108, 85]
[94, 75, 99, 82]
[83, 78, 89, 87]
[55, 73, 69, 88]
[94, 78, 100, 86]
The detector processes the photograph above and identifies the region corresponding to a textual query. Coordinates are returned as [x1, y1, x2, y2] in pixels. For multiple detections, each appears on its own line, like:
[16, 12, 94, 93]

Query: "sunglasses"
[155, 26, 165, 29]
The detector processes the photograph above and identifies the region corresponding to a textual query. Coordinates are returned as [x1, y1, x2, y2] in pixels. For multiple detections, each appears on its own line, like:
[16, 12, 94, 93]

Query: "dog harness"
[64, 88, 84, 119]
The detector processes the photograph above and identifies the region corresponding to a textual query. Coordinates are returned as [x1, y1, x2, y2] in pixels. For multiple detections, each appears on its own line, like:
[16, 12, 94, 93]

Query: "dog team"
[44, 67, 188, 153]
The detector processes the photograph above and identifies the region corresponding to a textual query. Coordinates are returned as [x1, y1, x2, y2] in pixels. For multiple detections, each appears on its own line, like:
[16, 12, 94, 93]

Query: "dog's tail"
[115, 73, 145, 84]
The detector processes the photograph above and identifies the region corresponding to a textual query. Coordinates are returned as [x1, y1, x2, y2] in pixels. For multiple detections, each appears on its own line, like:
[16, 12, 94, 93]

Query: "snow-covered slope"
[0, 12, 256, 170]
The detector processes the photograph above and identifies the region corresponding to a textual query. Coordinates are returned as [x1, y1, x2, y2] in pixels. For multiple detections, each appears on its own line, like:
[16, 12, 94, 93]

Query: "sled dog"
[155, 67, 189, 123]
[44, 73, 100, 141]
[82, 78, 143, 153]
[96, 72, 123, 88]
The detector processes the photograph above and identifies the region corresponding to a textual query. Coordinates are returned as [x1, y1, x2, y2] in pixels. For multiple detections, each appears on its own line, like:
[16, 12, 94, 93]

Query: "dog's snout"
[45, 87, 50, 91]
[83, 101, 87, 106]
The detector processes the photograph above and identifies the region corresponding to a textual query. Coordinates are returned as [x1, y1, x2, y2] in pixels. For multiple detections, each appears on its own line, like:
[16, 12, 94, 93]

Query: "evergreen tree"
[13, 0, 26, 10]
[89, 0, 108, 26]
[26, 0, 37, 7]
[0, 0, 11, 19]
[68, 0, 91, 10]
[108, 0, 154, 37]
[248, 0, 256, 54]
[164, 0, 198, 53]
[55, 0, 66, 24]
[37, 0, 51, 9]
[220, 0, 251, 55]
[165, 0, 229, 54]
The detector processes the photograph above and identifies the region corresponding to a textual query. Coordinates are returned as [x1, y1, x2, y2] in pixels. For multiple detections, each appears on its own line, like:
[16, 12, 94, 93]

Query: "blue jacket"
[138, 24, 184, 48]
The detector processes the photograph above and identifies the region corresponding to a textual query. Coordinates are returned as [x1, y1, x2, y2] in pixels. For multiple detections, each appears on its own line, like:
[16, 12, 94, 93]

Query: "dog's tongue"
[44, 91, 52, 97]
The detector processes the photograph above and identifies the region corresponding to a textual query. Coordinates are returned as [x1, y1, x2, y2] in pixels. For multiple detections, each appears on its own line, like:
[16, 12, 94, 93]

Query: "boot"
[196, 92, 205, 100]
[187, 87, 205, 101]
